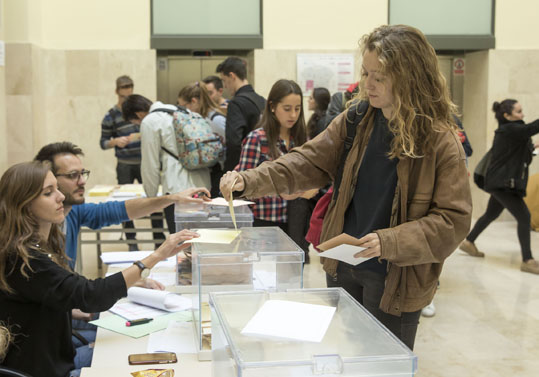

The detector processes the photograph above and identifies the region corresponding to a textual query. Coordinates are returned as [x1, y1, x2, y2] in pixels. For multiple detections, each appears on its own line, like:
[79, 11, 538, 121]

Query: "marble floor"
[81, 219, 539, 377]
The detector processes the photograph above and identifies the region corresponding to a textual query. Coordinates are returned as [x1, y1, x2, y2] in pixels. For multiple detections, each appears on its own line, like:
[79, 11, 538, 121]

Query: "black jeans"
[467, 190, 532, 261]
[116, 162, 141, 241]
[326, 264, 421, 350]
[287, 198, 315, 253]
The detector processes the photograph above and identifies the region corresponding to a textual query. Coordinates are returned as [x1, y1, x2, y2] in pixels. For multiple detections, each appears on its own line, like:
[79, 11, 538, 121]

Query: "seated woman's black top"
[0, 249, 127, 377]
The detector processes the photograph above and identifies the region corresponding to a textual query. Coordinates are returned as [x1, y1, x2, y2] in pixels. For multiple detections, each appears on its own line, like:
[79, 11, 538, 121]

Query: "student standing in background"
[99, 75, 141, 251]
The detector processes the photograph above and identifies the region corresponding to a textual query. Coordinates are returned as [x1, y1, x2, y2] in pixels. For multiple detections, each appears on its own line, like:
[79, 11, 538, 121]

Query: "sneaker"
[459, 240, 485, 257]
[128, 243, 139, 252]
[421, 301, 436, 317]
[520, 259, 539, 274]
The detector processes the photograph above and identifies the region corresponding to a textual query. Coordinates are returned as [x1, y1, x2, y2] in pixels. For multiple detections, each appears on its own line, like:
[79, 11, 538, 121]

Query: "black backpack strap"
[236, 92, 265, 113]
[210, 111, 224, 121]
[161, 146, 179, 160]
[332, 101, 370, 202]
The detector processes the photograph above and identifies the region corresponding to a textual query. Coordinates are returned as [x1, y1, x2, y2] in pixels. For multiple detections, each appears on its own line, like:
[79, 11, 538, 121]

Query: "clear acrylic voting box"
[175, 202, 255, 285]
[209, 288, 417, 377]
[189, 227, 304, 359]
[174, 202, 254, 231]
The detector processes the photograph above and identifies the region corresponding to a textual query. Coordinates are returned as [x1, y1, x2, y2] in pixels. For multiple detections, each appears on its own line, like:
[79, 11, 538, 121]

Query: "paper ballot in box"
[183, 227, 304, 359]
[210, 289, 418, 377]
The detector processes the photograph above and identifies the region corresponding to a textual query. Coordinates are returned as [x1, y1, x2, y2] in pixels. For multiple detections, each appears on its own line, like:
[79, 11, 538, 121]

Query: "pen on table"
[125, 318, 153, 327]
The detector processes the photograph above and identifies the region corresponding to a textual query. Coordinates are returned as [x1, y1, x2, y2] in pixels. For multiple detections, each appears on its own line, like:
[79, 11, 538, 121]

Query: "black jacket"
[485, 119, 539, 196]
[0, 251, 126, 377]
[224, 85, 266, 172]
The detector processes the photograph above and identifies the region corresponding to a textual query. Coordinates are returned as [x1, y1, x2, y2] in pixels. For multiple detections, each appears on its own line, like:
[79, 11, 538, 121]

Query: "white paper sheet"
[100, 251, 175, 267]
[127, 287, 192, 312]
[109, 301, 169, 321]
[318, 244, 370, 266]
[241, 300, 336, 343]
[147, 321, 197, 354]
[210, 197, 255, 206]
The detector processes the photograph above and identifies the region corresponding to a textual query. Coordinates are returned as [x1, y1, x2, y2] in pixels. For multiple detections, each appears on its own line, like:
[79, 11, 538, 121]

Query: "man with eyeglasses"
[99, 75, 142, 251]
[34, 141, 210, 271]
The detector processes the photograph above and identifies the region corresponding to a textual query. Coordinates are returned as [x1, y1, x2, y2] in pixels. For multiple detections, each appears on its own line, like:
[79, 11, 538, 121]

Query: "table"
[81, 268, 211, 376]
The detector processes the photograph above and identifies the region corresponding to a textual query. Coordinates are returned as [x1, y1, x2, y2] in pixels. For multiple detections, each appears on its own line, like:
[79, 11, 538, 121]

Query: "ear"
[503, 112, 511, 120]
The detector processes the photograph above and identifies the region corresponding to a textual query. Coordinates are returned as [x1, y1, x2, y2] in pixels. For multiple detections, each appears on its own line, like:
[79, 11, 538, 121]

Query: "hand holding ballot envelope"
[317, 232, 381, 266]
[219, 171, 245, 201]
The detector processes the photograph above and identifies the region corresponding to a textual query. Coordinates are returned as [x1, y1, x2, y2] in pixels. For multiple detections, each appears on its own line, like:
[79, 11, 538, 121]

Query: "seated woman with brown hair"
[0, 161, 198, 377]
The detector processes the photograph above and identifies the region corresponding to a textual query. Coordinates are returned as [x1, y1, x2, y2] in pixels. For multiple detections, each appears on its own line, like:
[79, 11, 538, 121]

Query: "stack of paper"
[100, 251, 175, 269]
[112, 184, 146, 198]
[88, 185, 115, 197]
[109, 287, 192, 321]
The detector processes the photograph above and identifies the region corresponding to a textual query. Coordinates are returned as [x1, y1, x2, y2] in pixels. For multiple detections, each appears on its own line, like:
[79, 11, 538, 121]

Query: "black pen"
[126, 318, 153, 327]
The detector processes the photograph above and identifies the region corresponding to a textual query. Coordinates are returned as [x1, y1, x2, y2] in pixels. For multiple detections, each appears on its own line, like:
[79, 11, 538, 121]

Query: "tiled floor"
[81, 219, 539, 377]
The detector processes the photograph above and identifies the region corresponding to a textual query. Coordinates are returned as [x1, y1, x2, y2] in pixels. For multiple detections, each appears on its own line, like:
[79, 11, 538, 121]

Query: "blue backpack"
[151, 106, 224, 170]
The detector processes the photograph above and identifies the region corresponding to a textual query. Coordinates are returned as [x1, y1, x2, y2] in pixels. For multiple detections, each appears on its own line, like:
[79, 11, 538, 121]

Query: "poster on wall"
[296, 54, 355, 96]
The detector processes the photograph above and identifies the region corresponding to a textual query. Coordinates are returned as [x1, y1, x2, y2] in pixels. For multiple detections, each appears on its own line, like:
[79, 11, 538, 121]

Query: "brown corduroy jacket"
[239, 106, 472, 316]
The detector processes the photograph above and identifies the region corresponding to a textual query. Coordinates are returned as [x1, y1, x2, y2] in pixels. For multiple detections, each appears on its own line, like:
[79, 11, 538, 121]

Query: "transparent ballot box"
[209, 288, 417, 377]
[174, 202, 254, 231]
[189, 227, 304, 358]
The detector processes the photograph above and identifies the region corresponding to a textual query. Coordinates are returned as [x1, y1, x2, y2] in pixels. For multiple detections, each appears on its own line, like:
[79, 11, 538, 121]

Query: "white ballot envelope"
[317, 233, 370, 266]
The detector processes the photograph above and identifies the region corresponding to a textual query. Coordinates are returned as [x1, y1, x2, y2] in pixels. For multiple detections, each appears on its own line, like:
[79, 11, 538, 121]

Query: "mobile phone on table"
[128, 352, 178, 365]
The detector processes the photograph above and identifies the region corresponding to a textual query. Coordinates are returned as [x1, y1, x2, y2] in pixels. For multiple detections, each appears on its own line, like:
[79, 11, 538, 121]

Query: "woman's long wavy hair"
[260, 79, 308, 160]
[0, 162, 67, 293]
[178, 82, 225, 119]
[357, 24, 458, 159]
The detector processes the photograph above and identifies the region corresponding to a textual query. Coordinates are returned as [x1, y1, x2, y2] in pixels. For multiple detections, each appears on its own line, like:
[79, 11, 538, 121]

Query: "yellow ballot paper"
[186, 229, 240, 244]
[229, 177, 239, 231]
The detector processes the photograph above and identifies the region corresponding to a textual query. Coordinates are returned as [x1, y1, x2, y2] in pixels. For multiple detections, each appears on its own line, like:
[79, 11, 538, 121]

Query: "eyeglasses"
[55, 169, 91, 181]
[118, 84, 133, 89]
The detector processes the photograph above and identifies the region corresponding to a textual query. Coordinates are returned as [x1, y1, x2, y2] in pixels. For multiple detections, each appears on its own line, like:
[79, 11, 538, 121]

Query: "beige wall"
[5, 0, 150, 49]
[263, 0, 387, 50]
[2, 0, 155, 184]
[0, 0, 8, 174]
[496, 0, 539, 49]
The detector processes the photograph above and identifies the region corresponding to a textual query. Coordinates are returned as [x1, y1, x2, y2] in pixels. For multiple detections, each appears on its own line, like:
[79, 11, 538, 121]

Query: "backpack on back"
[151, 106, 224, 170]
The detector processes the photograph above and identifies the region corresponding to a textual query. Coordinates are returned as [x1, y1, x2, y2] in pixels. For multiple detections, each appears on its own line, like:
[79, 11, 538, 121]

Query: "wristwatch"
[133, 260, 151, 279]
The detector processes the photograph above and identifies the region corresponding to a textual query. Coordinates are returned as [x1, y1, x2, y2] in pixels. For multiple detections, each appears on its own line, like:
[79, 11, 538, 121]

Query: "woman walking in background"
[460, 99, 539, 274]
[306, 87, 331, 139]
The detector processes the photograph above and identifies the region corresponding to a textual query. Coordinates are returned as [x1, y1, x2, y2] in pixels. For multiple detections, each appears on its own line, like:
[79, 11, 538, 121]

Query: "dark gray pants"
[326, 264, 421, 350]
[116, 162, 141, 241]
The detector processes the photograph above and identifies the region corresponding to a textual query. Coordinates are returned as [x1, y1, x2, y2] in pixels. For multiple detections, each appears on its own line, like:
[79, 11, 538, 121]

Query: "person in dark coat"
[460, 99, 539, 274]
[306, 87, 331, 139]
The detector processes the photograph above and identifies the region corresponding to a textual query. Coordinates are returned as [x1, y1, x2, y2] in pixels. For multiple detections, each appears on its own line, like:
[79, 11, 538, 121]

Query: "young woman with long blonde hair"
[221, 25, 472, 349]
